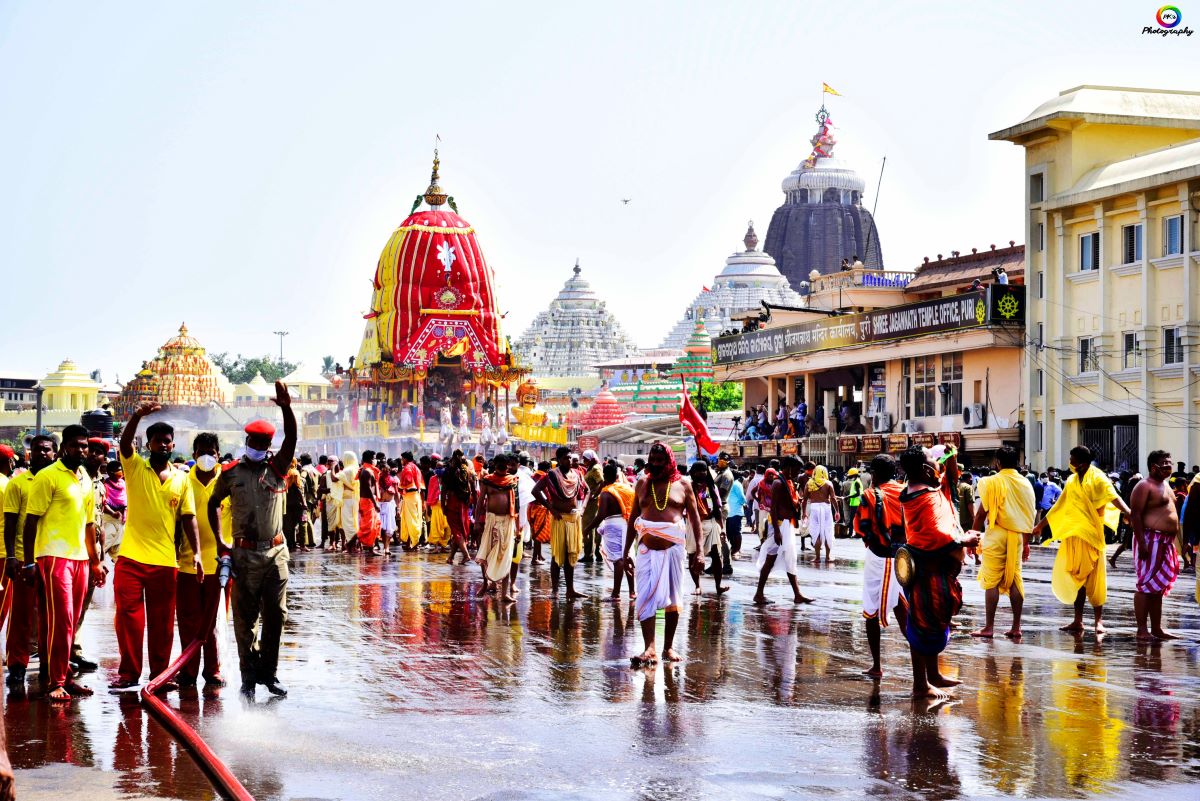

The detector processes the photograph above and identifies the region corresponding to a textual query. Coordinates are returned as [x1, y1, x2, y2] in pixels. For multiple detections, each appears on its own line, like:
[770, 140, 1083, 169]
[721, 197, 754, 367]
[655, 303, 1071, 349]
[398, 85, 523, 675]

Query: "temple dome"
[513, 261, 639, 378]
[764, 108, 884, 286]
[659, 223, 804, 349]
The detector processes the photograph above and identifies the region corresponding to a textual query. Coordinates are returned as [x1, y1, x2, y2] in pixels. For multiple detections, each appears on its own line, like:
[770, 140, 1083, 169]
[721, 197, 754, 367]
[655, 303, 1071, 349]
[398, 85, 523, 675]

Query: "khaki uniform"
[216, 459, 289, 686]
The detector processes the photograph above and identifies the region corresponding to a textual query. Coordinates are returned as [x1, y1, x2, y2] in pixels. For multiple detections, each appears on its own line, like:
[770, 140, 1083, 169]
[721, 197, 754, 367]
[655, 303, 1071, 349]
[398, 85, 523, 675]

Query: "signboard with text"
[838, 436, 859, 453]
[714, 287, 1025, 365]
[887, 433, 909, 453]
[860, 435, 883, 453]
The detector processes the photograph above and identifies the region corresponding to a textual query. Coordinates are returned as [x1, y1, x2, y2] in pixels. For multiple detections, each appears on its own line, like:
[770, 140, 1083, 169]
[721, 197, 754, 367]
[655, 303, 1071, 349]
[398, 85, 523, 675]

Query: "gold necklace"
[650, 478, 672, 511]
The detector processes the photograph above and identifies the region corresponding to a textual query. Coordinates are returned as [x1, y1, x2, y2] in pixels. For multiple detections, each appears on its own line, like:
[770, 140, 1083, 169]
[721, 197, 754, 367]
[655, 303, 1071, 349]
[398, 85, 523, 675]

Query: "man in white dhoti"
[595, 462, 636, 601]
[753, 457, 813, 605]
[854, 454, 907, 678]
[338, 452, 359, 542]
[623, 443, 703, 666]
[803, 465, 839, 563]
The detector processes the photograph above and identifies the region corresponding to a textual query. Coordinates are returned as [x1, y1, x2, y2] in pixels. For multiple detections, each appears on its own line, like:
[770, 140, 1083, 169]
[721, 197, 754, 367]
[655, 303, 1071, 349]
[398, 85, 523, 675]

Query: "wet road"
[8, 538, 1200, 801]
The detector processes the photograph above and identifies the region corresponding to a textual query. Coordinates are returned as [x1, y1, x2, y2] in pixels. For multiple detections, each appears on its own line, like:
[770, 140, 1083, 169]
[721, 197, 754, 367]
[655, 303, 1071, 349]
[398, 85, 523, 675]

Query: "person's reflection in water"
[1130, 642, 1181, 784]
[548, 602, 583, 696]
[4, 688, 94, 769]
[1044, 656, 1123, 793]
[899, 710, 962, 801]
[975, 655, 1033, 796]
[683, 600, 727, 702]
[754, 610, 797, 705]
[601, 602, 636, 702]
[634, 668, 691, 801]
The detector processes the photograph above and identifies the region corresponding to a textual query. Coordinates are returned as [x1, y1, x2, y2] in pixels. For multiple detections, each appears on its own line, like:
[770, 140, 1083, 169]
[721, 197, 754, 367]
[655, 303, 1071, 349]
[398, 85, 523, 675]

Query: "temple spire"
[423, 149, 448, 207]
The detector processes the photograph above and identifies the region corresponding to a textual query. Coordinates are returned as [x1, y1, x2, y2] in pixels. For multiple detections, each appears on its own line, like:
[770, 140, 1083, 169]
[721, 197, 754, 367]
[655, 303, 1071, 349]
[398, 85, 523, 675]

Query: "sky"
[1, 1, 1196, 382]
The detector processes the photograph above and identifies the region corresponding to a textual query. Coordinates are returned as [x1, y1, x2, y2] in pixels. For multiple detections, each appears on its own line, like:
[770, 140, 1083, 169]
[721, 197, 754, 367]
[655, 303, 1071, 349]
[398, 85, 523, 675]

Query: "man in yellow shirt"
[177, 432, 228, 688]
[969, 446, 1037, 641]
[3, 436, 54, 688]
[0, 446, 14, 636]
[111, 402, 201, 691]
[21, 426, 104, 701]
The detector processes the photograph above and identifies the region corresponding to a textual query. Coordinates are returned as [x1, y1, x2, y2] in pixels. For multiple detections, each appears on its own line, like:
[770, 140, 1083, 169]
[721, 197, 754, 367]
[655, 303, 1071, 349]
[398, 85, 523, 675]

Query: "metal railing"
[810, 268, 913, 294]
[300, 419, 391, 440]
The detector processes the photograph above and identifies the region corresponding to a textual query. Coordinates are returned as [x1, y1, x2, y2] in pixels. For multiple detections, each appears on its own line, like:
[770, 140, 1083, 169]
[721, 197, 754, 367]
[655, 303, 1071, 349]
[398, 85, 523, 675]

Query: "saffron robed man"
[209, 380, 297, 698]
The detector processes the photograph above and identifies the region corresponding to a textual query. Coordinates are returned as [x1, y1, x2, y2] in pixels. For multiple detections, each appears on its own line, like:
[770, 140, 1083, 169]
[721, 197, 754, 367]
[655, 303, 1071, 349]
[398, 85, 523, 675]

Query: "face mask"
[245, 447, 269, 463]
[196, 455, 218, 471]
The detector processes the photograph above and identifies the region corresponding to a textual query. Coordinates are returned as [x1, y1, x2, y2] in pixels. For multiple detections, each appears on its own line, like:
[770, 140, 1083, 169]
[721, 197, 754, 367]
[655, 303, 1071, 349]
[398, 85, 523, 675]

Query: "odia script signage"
[714, 287, 1025, 365]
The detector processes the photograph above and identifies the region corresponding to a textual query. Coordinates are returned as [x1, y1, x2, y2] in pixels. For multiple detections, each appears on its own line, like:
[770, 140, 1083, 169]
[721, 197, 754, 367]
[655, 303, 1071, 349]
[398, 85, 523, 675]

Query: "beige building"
[991, 86, 1200, 472]
[713, 248, 1026, 467]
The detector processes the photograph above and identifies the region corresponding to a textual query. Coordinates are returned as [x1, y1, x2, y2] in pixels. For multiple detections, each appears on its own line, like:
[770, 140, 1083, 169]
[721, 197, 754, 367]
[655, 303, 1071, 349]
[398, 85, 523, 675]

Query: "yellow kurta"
[1045, 465, 1119, 605]
[977, 469, 1037, 595]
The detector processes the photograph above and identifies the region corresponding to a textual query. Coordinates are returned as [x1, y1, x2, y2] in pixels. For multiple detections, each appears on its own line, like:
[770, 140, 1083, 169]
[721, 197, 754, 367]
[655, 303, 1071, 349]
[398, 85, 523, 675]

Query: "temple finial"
[743, 221, 758, 252]
[423, 148, 447, 207]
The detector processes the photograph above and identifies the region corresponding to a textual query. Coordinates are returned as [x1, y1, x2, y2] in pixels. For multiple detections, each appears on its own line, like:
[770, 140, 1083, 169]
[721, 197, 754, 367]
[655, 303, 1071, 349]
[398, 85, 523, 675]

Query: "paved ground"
[7, 537, 1200, 800]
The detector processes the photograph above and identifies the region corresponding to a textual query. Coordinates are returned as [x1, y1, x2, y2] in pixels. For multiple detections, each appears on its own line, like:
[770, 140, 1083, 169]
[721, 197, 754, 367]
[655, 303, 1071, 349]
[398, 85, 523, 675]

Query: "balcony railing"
[300, 419, 390, 441]
[810, 268, 913, 294]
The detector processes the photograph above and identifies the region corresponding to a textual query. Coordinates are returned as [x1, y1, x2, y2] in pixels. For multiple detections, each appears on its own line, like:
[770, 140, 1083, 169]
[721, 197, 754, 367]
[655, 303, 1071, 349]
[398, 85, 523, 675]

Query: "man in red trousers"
[110, 401, 201, 692]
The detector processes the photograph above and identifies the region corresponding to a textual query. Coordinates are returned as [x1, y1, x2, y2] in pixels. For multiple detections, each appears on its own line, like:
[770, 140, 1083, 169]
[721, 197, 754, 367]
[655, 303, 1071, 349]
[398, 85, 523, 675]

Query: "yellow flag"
[822, 83, 841, 96]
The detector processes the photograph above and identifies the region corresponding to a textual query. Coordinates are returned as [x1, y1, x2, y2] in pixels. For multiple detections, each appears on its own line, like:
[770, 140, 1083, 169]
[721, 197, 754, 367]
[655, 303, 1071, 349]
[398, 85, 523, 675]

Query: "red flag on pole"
[679, 379, 719, 455]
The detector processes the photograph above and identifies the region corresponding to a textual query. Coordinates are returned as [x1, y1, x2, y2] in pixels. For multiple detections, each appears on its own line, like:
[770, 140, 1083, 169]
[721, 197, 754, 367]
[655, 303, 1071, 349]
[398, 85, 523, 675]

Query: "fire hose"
[140, 555, 255, 801]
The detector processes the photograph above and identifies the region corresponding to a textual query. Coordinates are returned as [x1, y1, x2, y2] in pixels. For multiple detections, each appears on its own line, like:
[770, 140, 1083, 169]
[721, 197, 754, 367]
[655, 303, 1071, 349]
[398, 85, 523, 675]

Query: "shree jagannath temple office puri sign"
[714, 286, 1024, 366]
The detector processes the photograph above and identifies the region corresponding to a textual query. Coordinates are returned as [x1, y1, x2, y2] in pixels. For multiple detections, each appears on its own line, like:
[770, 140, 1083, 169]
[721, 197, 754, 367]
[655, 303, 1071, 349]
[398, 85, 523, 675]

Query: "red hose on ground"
[140, 588, 255, 801]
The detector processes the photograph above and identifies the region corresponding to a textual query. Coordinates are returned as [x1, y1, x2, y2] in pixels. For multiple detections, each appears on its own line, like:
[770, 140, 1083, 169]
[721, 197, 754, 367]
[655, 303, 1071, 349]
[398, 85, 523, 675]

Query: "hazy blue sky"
[1, 1, 1195, 380]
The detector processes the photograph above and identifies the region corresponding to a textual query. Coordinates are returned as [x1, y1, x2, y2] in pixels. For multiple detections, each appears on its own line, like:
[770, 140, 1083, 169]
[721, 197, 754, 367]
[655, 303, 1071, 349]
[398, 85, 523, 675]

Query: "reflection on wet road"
[8, 540, 1200, 800]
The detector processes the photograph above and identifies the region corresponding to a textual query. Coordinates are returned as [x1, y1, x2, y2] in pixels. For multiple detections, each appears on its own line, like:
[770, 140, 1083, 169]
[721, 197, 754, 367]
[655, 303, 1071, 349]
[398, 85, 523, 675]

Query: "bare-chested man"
[1129, 449, 1181, 641]
[753, 456, 813, 605]
[622, 442, 702, 666]
[594, 462, 636, 601]
[474, 453, 520, 604]
[533, 446, 589, 600]
[802, 465, 840, 563]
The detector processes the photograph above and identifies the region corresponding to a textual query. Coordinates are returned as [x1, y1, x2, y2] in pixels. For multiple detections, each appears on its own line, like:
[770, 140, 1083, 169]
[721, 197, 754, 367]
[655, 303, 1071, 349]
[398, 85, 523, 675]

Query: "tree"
[210, 353, 297, 384]
[321, 355, 335, 375]
[693, 381, 742, 413]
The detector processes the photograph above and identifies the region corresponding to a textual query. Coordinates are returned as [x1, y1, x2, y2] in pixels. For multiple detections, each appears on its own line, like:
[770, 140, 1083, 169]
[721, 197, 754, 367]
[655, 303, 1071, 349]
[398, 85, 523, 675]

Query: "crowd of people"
[0, 378, 1194, 714]
[738, 399, 869, 440]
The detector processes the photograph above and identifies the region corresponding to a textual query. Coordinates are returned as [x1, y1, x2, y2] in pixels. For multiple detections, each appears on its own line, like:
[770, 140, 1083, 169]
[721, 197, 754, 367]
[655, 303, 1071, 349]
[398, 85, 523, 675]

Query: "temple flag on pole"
[679, 378, 719, 455]
[822, 83, 841, 96]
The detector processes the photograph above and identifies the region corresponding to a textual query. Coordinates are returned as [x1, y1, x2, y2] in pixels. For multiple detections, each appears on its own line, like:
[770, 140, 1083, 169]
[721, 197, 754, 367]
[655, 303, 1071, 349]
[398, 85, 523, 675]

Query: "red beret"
[87, 437, 110, 448]
[0, 445, 14, 459]
[244, 420, 276, 437]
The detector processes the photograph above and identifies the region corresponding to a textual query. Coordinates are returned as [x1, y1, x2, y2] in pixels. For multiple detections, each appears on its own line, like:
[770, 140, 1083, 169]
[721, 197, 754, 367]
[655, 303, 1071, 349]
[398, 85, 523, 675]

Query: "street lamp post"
[272, 331, 289, 372]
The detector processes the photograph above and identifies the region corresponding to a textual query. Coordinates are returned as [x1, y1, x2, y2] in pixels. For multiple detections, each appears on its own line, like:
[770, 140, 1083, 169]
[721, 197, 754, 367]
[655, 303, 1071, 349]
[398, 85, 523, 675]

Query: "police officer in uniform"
[209, 381, 296, 697]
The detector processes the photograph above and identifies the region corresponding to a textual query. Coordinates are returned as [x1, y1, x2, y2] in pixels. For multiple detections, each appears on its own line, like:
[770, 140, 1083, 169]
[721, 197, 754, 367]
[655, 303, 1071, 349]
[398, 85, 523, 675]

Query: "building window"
[1037, 323, 1044, 349]
[1035, 222, 1045, 252]
[1078, 337, 1098, 374]
[1029, 173, 1044, 204]
[940, 352, 963, 416]
[913, 355, 937, 417]
[1079, 232, 1100, 271]
[1035, 421, 1044, 452]
[1037, 369, 1044, 396]
[1121, 223, 1143, 264]
[901, 359, 912, 420]
[1122, 332, 1140, 369]
[1163, 215, 1183, 256]
[1163, 326, 1183, 365]
[1037, 271, 1044, 298]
